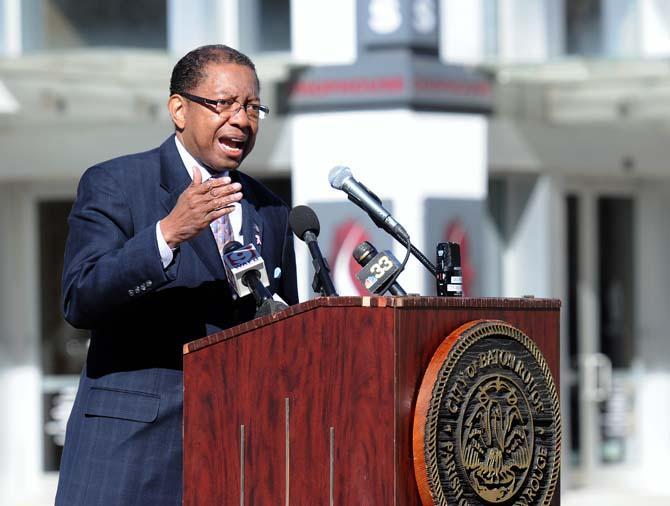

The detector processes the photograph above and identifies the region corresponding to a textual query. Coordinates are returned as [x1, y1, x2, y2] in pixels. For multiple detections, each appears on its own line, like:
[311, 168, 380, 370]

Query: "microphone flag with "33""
[355, 249, 403, 295]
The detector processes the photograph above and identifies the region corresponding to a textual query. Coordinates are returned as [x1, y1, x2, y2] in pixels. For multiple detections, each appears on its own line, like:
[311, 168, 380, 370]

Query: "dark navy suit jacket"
[55, 136, 298, 505]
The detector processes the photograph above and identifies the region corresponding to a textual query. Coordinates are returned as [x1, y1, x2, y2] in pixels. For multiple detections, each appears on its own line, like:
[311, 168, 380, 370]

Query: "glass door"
[565, 189, 637, 484]
[39, 200, 88, 472]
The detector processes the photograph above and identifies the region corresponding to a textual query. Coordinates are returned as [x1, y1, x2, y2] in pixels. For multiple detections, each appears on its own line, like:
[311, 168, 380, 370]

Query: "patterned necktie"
[211, 212, 234, 258]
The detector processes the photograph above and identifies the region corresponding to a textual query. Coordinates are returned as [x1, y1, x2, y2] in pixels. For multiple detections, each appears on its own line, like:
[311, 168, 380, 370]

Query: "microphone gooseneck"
[328, 166, 437, 277]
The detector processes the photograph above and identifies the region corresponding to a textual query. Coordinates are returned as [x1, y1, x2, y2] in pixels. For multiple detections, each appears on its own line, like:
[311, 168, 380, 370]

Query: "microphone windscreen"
[328, 166, 352, 190]
[289, 205, 320, 239]
[223, 240, 243, 255]
[352, 241, 377, 266]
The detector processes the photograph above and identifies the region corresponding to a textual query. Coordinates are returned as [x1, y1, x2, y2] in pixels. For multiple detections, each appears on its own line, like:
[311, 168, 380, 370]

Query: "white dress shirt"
[156, 137, 243, 268]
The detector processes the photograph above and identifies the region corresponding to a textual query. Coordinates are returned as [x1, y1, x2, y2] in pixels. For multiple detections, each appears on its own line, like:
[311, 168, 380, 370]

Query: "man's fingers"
[191, 166, 202, 186]
[207, 190, 243, 213]
[205, 204, 235, 225]
[211, 193, 242, 211]
[193, 176, 234, 197]
[208, 181, 242, 199]
[209, 176, 231, 187]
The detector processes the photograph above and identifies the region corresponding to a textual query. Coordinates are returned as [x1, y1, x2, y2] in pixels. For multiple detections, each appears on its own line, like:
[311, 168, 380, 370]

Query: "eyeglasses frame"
[177, 91, 270, 120]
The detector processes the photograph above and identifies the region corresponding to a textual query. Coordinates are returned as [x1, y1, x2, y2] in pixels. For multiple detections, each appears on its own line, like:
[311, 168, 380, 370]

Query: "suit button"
[140, 283, 146, 291]
[128, 289, 134, 297]
[146, 280, 153, 287]
[134, 287, 141, 294]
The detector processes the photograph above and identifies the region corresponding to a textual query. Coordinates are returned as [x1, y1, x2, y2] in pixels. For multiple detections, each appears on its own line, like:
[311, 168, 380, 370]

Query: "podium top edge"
[183, 296, 560, 355]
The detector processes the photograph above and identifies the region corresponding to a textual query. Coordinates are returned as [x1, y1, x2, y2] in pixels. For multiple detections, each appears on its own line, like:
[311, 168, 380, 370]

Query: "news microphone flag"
[222, 243, 270, 298]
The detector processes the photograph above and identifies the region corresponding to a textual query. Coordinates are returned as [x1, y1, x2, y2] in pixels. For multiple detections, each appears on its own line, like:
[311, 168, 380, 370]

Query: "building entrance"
[565, 187, 637, 485]
[38, 200, 86, 472]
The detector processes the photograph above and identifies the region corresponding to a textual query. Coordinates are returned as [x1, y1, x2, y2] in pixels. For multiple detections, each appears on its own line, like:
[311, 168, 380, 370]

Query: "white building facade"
[1, 0, 670, 503]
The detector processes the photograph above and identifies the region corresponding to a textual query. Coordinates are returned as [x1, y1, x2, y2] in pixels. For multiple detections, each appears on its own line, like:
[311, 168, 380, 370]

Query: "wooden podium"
[183, 296, 560, 505]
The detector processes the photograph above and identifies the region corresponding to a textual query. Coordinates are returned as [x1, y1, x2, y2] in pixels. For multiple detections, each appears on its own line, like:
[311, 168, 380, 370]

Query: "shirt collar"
[174, 136, 229, 181]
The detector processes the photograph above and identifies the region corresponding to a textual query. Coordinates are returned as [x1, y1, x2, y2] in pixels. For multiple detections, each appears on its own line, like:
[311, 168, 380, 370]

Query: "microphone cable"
[382, 230, 412, 295]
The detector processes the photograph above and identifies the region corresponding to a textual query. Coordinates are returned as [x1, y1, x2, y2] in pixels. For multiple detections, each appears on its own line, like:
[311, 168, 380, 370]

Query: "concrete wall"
[636, 181, 670, 492]
[291, 0, 357, 65]
[490, 174, 563, 298]
[0, 183, 43, 505]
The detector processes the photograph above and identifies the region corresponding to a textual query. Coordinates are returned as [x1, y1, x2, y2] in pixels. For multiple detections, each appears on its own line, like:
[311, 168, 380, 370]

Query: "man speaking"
[55, 45, 298, 505]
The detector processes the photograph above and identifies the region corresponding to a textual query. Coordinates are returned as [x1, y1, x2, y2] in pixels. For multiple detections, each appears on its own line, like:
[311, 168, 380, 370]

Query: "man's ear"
[168, 95, 187, 131]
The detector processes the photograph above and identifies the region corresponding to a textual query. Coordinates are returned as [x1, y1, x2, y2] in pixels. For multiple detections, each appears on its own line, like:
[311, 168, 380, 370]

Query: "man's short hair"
[169, 45, 259, 95]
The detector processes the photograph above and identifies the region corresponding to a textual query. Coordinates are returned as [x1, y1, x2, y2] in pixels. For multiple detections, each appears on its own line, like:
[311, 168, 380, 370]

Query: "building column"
[639, 0, 670, 57]
[167, 0, 238, 54]
[0, 0, 22, 56]
[637, 181, 670, 492]
[501, 174, 562, 298]
[289, 0, 491, 299]
[498, 0, 556, 62]
[291, 110, 488, 298]
[0, 183, 42, 505]
[440, 0, 487, 64]
[290, 0, 357, 64]
[603, 0, 641, 57]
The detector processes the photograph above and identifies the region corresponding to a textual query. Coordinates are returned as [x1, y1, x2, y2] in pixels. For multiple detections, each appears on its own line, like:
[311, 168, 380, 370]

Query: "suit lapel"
[238, 174, 263, 254]
[159, 136, 226, 279]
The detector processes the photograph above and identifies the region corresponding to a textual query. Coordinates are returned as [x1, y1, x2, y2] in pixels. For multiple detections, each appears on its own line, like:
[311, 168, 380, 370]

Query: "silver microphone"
[328, 166, 409, 241]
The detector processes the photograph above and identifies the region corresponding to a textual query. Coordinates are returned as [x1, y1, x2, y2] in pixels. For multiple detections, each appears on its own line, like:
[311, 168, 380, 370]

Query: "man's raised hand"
[159, 167, 242, 249]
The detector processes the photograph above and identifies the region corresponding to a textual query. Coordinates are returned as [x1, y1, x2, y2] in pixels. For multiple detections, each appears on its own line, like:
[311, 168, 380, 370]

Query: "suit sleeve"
[62, 165, 175, 329]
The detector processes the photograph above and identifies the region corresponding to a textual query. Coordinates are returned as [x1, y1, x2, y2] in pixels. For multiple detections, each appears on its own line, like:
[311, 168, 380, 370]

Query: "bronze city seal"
[413, 320, 560, 506]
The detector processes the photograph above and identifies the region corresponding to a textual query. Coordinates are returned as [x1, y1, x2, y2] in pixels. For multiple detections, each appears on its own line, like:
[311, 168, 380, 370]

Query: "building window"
[565, 0, 602, 56]
[41, 0, 167, 50]
[257, 175, 292, 206]
[39, 200, 88, 471]
[482, 0, 499, 60]
[258, 0, 291, 52]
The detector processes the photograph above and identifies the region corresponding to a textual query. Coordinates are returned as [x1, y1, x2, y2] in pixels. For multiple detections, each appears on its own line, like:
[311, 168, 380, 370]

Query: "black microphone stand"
[350, 191, 437, 277]
[304, 231, 338, 296]
[242, 271, 288, 317]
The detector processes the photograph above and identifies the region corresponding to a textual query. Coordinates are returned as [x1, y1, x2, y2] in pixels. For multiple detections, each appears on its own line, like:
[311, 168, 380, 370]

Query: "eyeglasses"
[178, 91, 270, 120]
